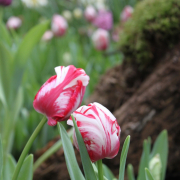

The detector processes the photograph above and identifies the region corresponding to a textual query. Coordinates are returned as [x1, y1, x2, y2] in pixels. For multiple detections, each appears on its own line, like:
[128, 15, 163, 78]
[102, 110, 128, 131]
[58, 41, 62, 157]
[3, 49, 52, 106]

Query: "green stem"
[12, 116, 47, 180]
[33, 127, 73, 172]
[97, 159, 103, 180]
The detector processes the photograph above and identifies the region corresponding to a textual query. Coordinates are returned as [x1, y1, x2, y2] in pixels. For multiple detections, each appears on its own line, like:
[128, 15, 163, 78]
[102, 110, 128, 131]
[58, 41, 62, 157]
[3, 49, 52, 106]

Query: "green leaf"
[15, 21, 49, 66]
[3, 154, 16, 180]
[0, 22, 11, 46]
[17, 154, 33, 180]
[145, 168, 155, 180]
[150, 130, 168, 180]
[127, 164, 135, 180]
[0, 42, 13, 107]
[92, 163, 109, 180]
[71, 115, 97, 180]
[0, 136, 3, 179]
[137, 139, 151, 180]
[118, 136, 130, 180]
[58, 123, 85, 180]
[103, 164, 116, 180]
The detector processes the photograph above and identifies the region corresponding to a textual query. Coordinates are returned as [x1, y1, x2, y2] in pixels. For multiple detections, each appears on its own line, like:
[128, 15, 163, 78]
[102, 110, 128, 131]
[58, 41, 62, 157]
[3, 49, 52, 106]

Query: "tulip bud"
[120, 5, 133, 22]
[62, 10, 72, 22]
[6, 16, 22, 30]
[51, 14, 68, 37]
[73, 8, 83, 19]
[0, 0, 12, 6]
[84, 5, 97, 22]
[33, 65, 89, 126]
[67, 102, 121, 162]
[92, 28, 109, 51]
[21, 0, 48, 8]
[41, 30, 53, 42]
[149, 154, 162, 180]
[92, 10, 113, 31]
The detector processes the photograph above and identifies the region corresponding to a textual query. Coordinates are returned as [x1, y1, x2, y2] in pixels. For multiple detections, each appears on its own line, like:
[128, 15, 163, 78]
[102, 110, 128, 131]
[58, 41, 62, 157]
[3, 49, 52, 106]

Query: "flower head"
[21, 0, 48, 8]
[0, 0, 12, 6]
[92, 28, 109, 51]
[84, 5, 97, 22]
[6, 16, 22, 30]
[33, 65, 89, 126]
[120, 5, 133, 22]
[67, 102, 120, 162]
[92, 10, 113, 30]
[41, 30, 53, 42]
[51, 14, 68, 37]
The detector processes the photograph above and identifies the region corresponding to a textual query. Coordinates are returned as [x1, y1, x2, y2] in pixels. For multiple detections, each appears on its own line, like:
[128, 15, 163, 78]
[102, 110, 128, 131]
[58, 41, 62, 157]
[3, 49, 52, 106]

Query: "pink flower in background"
[92, 28, 109, 51]
[6, 16, 22, 29]
[0, 0, 12, 6]
[92, 10, 113, 31]
[120, 5, 133, 22]
[51, 14, 68, 37]
[41, 30, 53, 42]
[33, 65, 89, 126]
[67, 102, 121, 162]
[84, 5, 97, 22]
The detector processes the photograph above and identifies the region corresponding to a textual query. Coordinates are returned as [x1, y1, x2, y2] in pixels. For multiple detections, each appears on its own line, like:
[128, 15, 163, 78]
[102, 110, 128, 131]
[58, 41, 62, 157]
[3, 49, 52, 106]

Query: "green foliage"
[127, 164, 135, 180]
[119, 0, 180, 67]
[119, 136, 131, 180]
[145, 168, 155, 180]
[71, 115, 97, 180]
[58, 123, 85, 180]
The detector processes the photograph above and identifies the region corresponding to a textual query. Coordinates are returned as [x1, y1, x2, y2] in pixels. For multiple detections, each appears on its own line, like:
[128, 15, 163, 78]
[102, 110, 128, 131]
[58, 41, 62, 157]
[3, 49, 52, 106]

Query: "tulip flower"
[120, 5, 133, 22]
[51, 14, 68, 37]
[73, 8, 83, 19]
[33, 65, 89, 126]
[84, 5, 97, 22]
[92, 28, 109, 51]
[41, 30, 53, 42]
[21, 0, 48, 8]
[92, 10, 113, 31]
[0, 0, 12, 6]
[6, 16, 22, 30]
[67, 102, 121, 162]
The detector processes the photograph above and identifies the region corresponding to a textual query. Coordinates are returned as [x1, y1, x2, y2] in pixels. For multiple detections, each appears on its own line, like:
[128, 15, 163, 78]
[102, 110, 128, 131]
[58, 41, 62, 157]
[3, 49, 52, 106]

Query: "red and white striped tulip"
[6, 16, 22, 30]
[120, 5, 133, 22]
[51, 14, 68, 37]
[67, 102, 121, 162]
[33, 65, 89, 126]
[84, 5, 97, 22]
[92, 28, 109, 51]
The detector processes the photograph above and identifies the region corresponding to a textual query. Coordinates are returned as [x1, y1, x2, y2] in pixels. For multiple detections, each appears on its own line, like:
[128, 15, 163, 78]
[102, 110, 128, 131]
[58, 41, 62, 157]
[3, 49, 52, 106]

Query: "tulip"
[0, 0, 12, 6]
[84, 5, 97, 22]
[120, 5, 133, 22]
[62, 10, 72, 22]
[92, 28, 109, 51]
[73, 8, 83, 19]
[51, 14, 68, 37]
[33, 65, 89, 126]
[67, 102, 121, 162]
[41, 30, 53, 42]
[92, 10, 113, 31]
[6, 16, 22, 30]
[21, 0, 48, 8]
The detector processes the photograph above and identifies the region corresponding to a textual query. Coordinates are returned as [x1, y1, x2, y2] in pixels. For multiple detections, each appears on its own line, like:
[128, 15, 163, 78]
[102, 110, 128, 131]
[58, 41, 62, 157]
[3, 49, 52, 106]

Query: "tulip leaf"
[103, 164, 116, 180]
[0, 136, 3, 179]
[127, 164, 135, 180]
[150, 130, 168, 180]
[145, 168, 155, 180]
[0, 22, 11, 46]
[118, 135, 130, 180]
[137, 139, 151, 180]
[17, 154, 33, 180]
[58, 123, 85, 180]
[0, 42, 13, 107]
[15, 21, 49, 65]
[71, 115, 97, 180]
[3, 154, 16, 180]
[92, 163, 109, 180]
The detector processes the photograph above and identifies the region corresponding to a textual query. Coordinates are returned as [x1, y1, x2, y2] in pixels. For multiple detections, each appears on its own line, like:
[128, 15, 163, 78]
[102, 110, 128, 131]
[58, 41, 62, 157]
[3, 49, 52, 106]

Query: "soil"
[33, 43, 180, 180]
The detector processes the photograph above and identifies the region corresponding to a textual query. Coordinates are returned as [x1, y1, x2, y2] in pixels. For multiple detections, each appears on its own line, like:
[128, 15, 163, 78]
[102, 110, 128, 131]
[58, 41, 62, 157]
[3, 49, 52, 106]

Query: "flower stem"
[33, 127, 73, 171]
[12, 116, 47, 180]
[97, 159, 103, 180]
